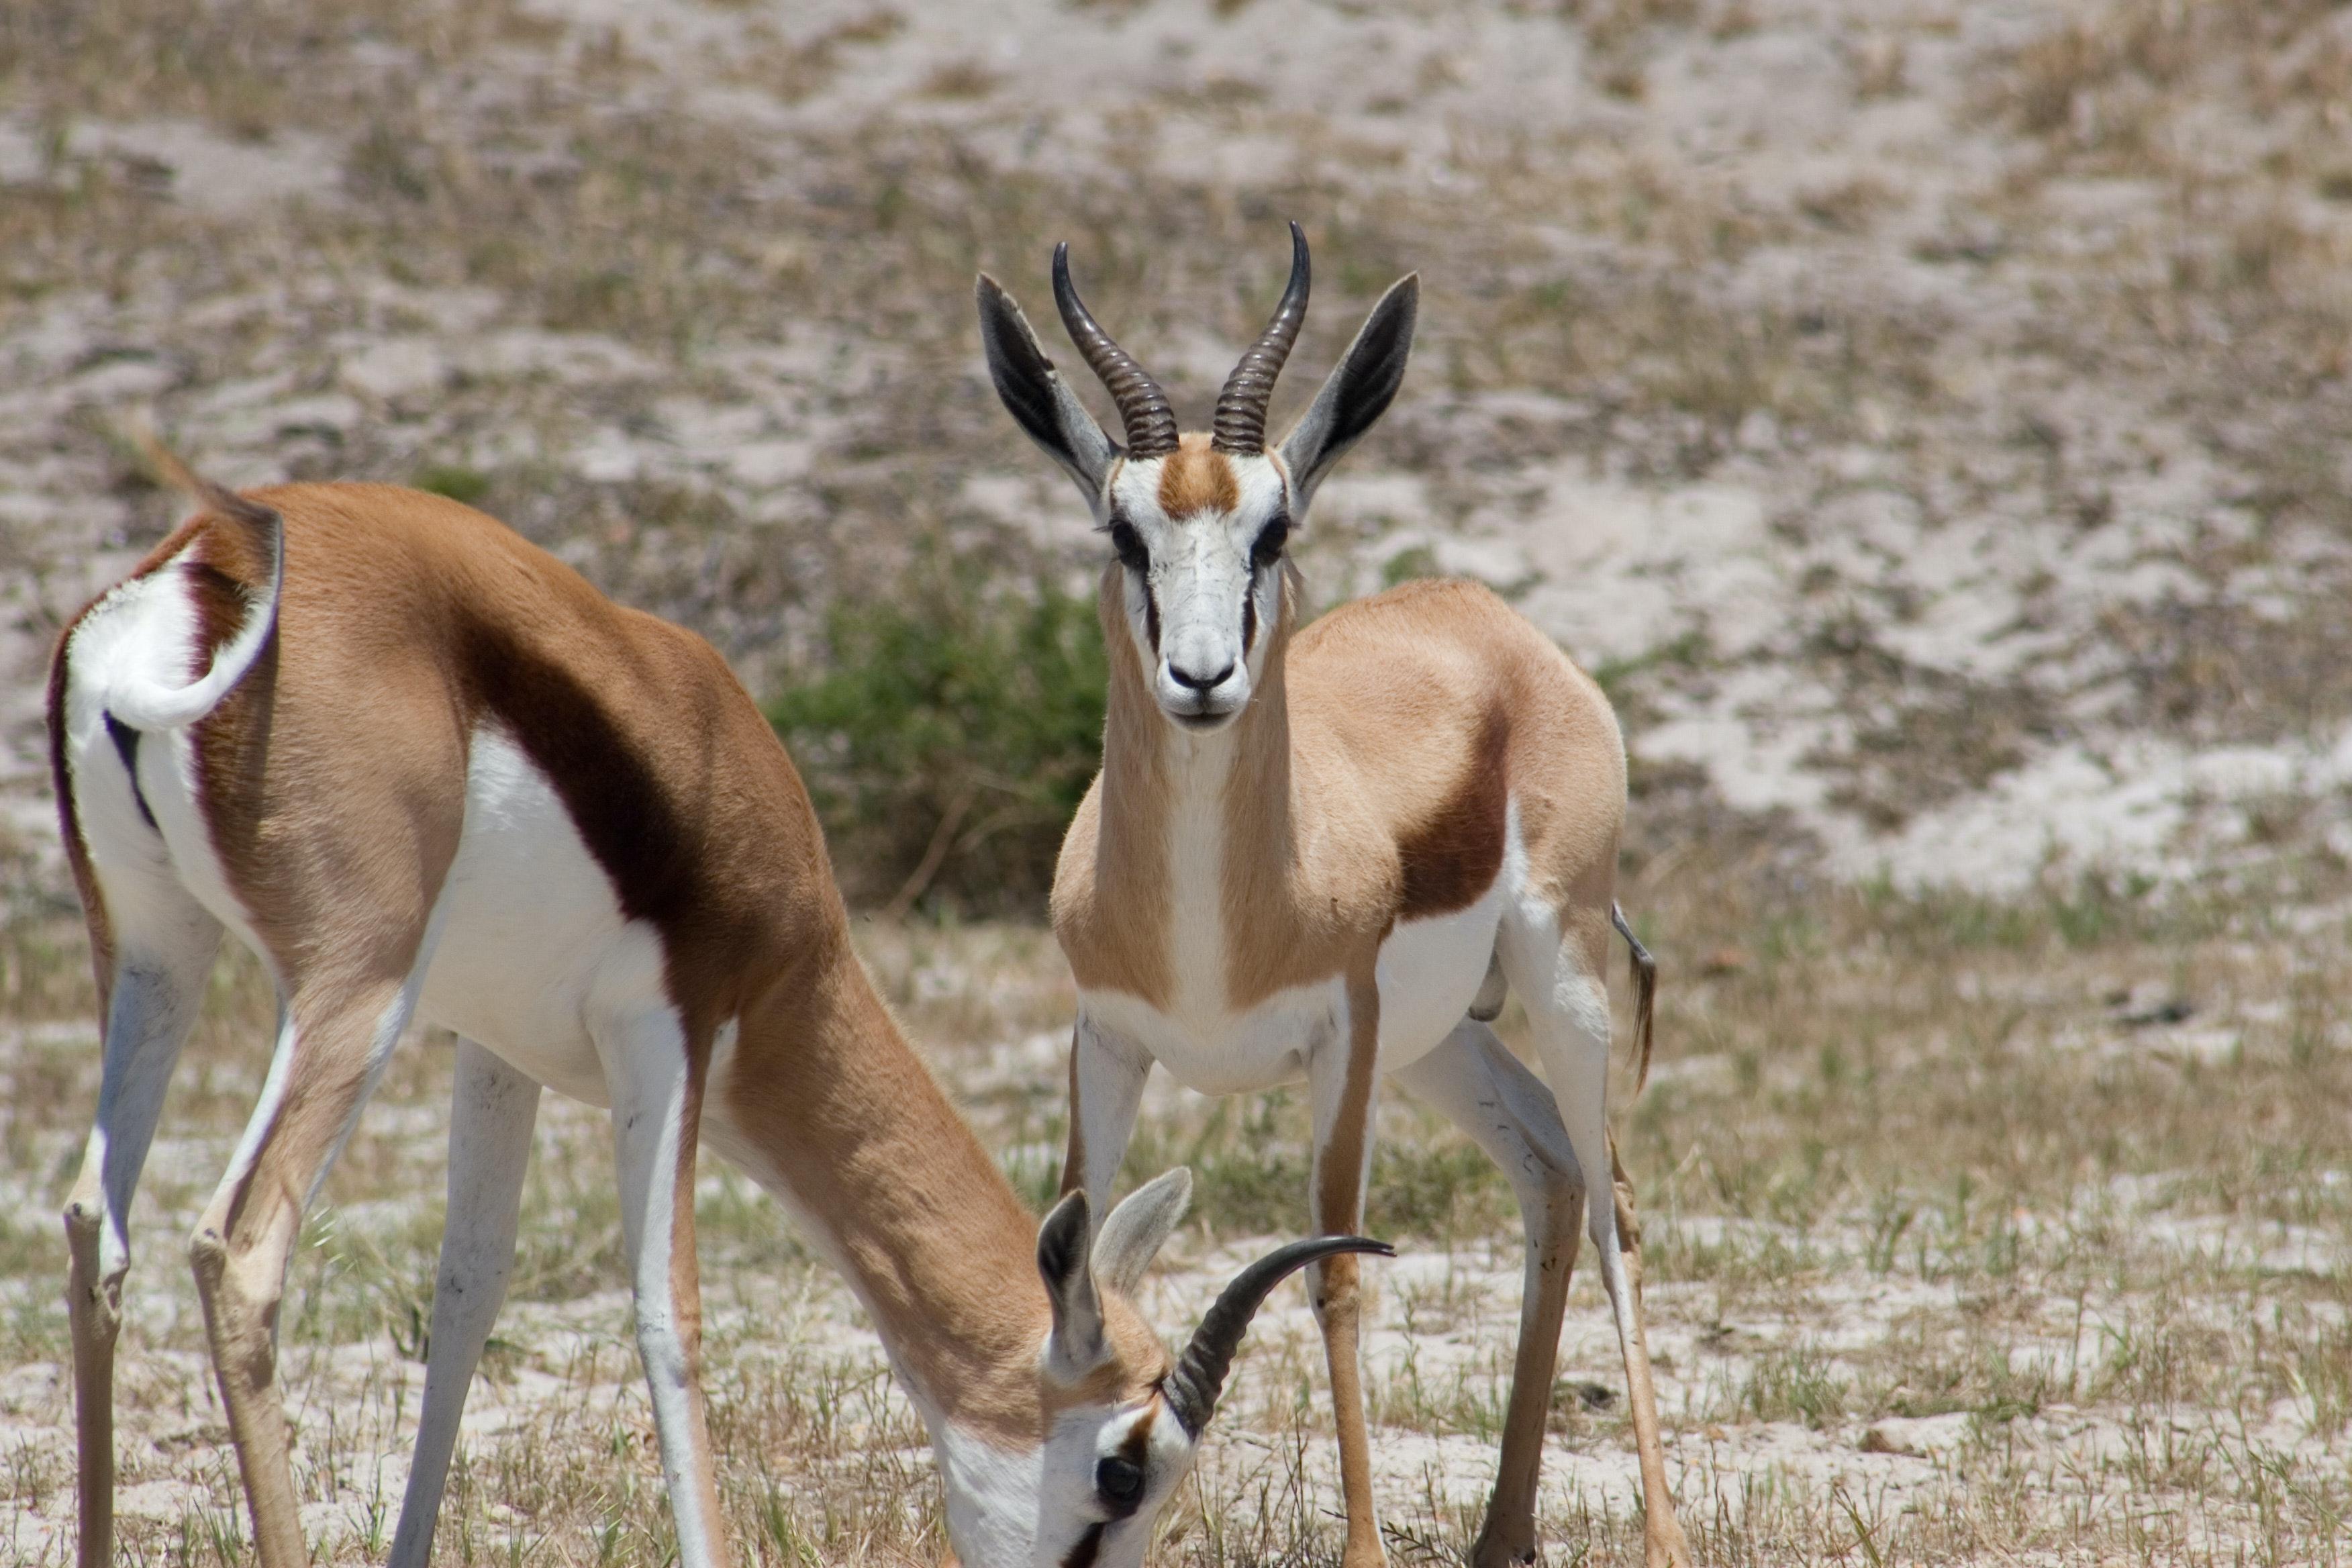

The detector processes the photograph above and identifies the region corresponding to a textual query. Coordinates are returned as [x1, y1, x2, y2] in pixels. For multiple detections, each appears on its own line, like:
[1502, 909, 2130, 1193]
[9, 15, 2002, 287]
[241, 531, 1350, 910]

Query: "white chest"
[1080, 877, 1508, 1096]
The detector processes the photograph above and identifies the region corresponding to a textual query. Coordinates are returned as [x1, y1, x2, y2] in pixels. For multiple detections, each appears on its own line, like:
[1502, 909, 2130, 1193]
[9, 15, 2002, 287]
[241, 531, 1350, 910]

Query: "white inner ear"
[1046, 1265, 1107, 1379]
[1040, 1193, 1110, 1377]
[1093, 1168, 1193, 1296]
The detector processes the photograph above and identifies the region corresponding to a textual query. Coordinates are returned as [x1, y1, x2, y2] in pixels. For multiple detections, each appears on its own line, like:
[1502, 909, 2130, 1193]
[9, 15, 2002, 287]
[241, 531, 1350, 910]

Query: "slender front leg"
[1057, 1010, 1150, 1211]
[1308, 961, 1386, 1568]
[389, 1039, 542, 1568]
[1395, 1022, 1587, 1567]
[192, 968, 427, 1568]
[603, 1014, 726, 1568]
[64, 918, 219, 1568]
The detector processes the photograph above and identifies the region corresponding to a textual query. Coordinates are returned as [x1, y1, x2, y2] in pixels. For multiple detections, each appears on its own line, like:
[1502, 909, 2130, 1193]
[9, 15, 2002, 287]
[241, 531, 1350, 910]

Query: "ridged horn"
[1053, 242, 1178, 460]
[1210, 222, 1311, 455]
[1161, 1233, 1393, 1438]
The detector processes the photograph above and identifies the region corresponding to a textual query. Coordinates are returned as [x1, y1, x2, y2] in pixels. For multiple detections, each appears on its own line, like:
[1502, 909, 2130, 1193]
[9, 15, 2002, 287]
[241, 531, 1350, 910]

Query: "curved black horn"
[1210, 221, 1312, 456]
[1162, 1232, 1393, 1437]
[1053, 243, 1179, 460]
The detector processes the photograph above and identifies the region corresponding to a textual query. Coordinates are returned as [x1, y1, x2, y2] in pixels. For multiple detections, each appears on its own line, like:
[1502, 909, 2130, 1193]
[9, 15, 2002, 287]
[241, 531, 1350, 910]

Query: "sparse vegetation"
[8, 846, 2349, 1563]
[767, 541, 1107, 916]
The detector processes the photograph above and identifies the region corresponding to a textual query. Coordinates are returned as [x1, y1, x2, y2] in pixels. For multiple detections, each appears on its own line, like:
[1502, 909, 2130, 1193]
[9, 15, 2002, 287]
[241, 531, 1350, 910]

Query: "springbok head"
[978, 225, 1418, 732]
[1027, 1170, 1390, 1568]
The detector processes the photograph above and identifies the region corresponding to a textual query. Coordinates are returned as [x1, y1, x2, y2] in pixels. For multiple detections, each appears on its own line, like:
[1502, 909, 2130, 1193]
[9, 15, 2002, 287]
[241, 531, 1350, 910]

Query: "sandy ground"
[2, 927, 2347, 1564]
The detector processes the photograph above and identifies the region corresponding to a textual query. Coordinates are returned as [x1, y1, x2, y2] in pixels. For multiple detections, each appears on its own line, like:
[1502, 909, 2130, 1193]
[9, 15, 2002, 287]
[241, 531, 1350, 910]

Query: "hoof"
[1644, 1530, 1695, 1568]
[1469, 1533, 1537, 1568]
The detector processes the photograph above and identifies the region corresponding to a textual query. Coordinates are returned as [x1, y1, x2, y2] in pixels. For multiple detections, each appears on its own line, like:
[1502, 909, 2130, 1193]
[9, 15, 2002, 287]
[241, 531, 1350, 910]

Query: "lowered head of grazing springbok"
[976, 226, 1693, 1568]
[46, 454, 1390, 1568]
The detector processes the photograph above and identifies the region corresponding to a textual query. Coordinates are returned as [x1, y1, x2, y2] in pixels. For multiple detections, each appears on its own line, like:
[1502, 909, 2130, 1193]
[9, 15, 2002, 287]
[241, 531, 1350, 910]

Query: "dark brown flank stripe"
[1395, 707, 1510, 920]
[455, 620, 764, 1044]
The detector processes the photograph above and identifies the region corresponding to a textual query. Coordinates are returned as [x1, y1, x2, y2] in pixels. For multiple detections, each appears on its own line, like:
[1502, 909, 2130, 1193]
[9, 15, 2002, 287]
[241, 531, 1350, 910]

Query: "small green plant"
[1739, 1341, 1849, 1428]
[768, 540, 1107, 916]
[412, 463, 491, 505]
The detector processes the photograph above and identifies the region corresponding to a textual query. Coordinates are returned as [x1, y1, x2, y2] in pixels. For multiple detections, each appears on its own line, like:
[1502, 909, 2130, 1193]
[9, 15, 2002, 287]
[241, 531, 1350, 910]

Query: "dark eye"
[1095, 1455, 1146, 1507]
[1108, 520, 1149, 573]
[1251, 515, 1289, 571]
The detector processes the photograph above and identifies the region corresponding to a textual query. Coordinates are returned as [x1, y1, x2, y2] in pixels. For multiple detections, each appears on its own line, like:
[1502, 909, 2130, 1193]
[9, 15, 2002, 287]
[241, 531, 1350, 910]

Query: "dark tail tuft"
[1612, 901, 1657, 1095]
[134, 430, 280, 540]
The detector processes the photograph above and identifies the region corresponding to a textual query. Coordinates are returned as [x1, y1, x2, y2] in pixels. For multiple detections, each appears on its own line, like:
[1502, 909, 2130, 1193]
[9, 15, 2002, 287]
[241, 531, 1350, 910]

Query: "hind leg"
[1502, 905, 1690, 1568]
[193, 950, 436, 1567]
[63, 901, 221, 1568]
[1394, 1020, 1586, 1567]
[388, 1038, 540, 1568]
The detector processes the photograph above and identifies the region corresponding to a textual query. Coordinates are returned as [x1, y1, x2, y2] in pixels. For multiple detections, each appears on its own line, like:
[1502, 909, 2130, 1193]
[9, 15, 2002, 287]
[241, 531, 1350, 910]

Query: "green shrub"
[768, 544, 1106, 916]
[412, 463, 491, 505]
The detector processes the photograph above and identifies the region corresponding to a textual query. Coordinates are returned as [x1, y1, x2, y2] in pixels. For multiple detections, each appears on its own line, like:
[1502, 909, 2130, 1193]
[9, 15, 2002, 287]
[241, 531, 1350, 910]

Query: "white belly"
[415, 728, 646, 1106]
[1079, 868, 1508, 1095]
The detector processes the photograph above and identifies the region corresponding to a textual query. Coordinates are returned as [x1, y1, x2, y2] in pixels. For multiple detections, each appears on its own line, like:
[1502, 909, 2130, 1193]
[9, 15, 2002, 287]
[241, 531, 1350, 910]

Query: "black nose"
[1169, 662, 1234, 693]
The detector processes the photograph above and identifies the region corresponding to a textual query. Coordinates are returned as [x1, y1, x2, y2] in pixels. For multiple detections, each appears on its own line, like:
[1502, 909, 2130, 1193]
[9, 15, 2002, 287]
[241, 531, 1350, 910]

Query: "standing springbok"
[976, 227, 1692, 1568]
[48, 457, 1389, 1568]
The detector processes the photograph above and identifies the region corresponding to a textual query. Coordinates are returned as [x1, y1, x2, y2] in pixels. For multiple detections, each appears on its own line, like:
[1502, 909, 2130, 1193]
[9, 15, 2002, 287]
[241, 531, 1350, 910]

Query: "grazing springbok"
[976, 226, 1692, 1568]
[48, 457, 1389, 1568]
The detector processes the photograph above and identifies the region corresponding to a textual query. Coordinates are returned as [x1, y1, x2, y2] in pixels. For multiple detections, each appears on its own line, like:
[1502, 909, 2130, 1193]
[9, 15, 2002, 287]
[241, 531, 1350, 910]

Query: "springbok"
[975, 227, 1692, 1568]
[48, 457, 1389, 1568]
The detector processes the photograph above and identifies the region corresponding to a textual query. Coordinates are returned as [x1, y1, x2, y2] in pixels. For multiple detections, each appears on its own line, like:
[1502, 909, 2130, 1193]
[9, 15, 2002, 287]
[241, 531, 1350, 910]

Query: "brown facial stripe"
[1395, 707, 1510, 920]
[1061, 1524, 1106, 1568]
[1118, 1404, 1157, 1462]
[1155, 434, 1238, 518]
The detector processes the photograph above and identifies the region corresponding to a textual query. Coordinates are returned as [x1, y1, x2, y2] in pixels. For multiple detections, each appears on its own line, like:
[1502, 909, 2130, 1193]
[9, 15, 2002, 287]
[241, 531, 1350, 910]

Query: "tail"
[1612, 901, 1657, 1095]
[103, 438, 284, 731]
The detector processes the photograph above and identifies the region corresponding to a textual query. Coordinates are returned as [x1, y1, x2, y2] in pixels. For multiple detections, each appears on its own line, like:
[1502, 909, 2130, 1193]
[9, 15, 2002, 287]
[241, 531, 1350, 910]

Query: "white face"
[1029, 1394, 1199, 1568]
[1099, 450, 1293, 733]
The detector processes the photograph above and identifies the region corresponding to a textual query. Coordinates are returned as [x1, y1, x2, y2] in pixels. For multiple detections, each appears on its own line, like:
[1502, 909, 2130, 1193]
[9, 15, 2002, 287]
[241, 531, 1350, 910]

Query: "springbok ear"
[1276, 274, 1417, 510]
[977, 274, 1118, 506]
[1037, 1190, 1107, 1377]
[1093, 1169, 1192, 1297]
